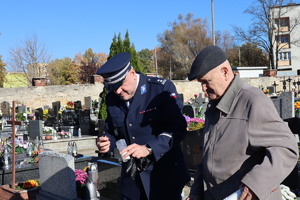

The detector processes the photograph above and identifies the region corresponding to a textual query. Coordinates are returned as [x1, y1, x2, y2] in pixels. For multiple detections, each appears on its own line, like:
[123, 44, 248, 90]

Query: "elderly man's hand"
[96, 136, 110, 153]
[186, 196, 200, 200]
[239, 186, 257, 200]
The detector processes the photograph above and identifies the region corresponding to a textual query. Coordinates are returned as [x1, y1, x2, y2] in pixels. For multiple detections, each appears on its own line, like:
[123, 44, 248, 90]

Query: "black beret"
[188, 46, 227, 81]
[96, 52, 132, 92]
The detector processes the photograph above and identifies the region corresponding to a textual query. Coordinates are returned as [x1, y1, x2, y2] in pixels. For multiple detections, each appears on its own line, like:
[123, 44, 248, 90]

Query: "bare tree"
[157, 13, 234, 79]
[9, 34, 51, 85]
[234, 0, 300, 69]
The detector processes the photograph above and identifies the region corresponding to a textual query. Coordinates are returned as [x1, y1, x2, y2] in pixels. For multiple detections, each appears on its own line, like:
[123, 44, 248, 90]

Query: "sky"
[0, 0, 256, 65]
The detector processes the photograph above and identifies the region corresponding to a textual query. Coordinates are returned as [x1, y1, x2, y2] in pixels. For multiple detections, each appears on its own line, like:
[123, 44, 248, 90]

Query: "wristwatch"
[146, 145, 152, 155]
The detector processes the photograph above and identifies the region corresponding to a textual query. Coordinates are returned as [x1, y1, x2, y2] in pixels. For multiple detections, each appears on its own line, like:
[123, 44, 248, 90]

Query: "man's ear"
[129, 68, 136, 78]
[221, 66, 229, 80]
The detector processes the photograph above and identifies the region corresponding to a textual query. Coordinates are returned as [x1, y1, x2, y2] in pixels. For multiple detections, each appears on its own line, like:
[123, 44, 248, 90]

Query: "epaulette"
[147, 77, 167, 85]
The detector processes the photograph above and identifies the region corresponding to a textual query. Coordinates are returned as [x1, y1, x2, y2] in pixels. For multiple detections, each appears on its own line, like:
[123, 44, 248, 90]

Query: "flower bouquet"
[75, 169, 88, 198]
[57, 130, 69, 138]
[184, 115, 205, 131]
[66, 101, 75, 110]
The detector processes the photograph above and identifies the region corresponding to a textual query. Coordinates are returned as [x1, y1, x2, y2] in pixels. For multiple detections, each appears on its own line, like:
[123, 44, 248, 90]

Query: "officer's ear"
[128, 68, 136, 78]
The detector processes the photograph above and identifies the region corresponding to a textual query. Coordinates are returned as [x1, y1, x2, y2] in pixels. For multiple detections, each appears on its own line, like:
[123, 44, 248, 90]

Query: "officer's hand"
[96, 136, 110, 153]
[121, 143, 149, 159]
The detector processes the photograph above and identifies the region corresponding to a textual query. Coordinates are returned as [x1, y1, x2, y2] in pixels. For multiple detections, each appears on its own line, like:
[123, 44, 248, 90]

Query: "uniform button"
[128, 123, 132, 127]
[160, 154, 164, 157]
[132, 137, 135, 140]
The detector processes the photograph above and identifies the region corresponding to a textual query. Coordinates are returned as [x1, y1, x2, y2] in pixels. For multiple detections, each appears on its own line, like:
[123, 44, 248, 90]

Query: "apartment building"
[271, 3, 300, 74]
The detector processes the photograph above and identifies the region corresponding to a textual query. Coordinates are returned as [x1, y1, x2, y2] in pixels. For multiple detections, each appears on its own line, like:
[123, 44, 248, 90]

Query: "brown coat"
[190, 76, 298, 200]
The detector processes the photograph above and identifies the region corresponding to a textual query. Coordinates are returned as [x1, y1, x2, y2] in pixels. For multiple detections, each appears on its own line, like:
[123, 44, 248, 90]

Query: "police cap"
[96, 52, 132, 92]
[188, 46, 227, 81]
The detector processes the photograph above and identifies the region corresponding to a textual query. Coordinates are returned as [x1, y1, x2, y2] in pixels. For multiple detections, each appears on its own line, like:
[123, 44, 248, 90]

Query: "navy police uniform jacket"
[104, 73, 190, 200]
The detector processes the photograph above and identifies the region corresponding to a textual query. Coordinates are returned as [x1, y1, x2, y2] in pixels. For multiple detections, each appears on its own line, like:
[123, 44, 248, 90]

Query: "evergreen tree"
[108, 31, 144, 73]
[123, 30, 131, 52]
[116, 33, 124, 54]
[108, 34, 118, 59]
[0, 56, 6, 87]
[98, 87, 108, 120]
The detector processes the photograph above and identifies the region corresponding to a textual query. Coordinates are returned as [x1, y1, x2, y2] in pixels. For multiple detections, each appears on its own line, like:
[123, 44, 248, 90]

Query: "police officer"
[96, 52, 190, 200]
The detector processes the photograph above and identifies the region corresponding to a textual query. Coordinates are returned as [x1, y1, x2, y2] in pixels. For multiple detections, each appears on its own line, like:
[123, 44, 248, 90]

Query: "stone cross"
[272, 81, 279, 93]
[286, 77, 292, 92]
[297, 79, 300, 93]
[282, 77, 287, 92]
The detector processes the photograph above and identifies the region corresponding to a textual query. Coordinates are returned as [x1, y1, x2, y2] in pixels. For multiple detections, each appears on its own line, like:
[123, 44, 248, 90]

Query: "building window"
[275, 17, 289, 28]
[276, 34, 290, 43]
[278, 51, 291, 60]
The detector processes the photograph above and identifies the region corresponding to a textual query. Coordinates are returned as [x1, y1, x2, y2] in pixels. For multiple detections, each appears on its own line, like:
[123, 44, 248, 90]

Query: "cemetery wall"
[0, 76, 299, 109]
[0, 83, 104, 110]
[175, 75, 300, 102]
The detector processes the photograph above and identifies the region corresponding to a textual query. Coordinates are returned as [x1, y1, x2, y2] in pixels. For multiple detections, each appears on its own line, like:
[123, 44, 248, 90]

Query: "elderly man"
[187, 46, 298, 200]
[96, 52, 190, 200]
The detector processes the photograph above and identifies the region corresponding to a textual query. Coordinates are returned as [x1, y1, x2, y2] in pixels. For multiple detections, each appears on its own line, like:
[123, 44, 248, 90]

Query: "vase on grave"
[45, 135, 53, 140]
[181, 129, 204, 172]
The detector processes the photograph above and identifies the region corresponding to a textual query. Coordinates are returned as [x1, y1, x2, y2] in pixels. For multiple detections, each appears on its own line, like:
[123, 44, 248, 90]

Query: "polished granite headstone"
[270, 92, 294, 120]
[38, 151, 77, 200]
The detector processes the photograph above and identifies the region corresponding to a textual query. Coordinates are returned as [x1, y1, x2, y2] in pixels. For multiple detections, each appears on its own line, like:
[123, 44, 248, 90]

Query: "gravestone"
[182, 105, 195, 118]
[62, 110, 77, 126]
[267, 86, 275, 94]
[44, 116, 56, 127]
[29, 120, 43, 139]
[17, 105, 26, 113]
[270, 92, 294, 120]
[43, 105, 50, 110]
[0, 101, 10, 118]
[35, 108, 44, 120]
[79, 109, 91, 135]
[74, 101, 82, 111]
[84, 96, 92, 109]
[38, 151, 77, 200]
[52, 101, 61, 117]
[0, 132, 11, 139]
[47, 108, 54, 117]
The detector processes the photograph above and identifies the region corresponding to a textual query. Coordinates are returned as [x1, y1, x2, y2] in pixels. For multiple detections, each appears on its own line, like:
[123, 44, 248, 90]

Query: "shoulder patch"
[147, 77, 167, 85]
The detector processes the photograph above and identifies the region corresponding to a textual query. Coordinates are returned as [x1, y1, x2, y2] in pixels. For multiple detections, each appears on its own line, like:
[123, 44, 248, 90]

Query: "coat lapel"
[128, 74, 147, 115]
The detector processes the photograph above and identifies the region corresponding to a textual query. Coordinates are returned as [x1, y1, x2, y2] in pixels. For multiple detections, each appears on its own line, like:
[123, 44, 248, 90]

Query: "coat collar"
[216, 75, 243, 114]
